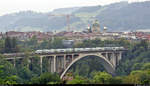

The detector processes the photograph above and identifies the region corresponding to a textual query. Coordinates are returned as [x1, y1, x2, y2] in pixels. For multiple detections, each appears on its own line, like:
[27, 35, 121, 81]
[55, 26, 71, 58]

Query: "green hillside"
[0, 1, 150, 32]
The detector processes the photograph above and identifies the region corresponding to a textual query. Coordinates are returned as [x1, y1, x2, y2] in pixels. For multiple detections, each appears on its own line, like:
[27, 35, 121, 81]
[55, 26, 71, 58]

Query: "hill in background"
[0, 1, 150, 32]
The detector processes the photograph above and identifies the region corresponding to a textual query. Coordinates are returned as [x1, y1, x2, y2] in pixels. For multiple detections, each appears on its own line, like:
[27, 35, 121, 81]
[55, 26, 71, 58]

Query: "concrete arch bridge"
[3, 47, 127, 79]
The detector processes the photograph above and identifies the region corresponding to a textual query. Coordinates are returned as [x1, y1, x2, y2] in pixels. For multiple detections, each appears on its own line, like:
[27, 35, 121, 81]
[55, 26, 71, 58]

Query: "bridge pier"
[40, 56, 43, 74]
[64, 55, 66, 69]
[112, 53, 116, 68]
[105, 52, 108, 60]
[119, 52, 122, 61]
[71, 54, 74, 62]
[118, 52, 122, 65]
[54, 55, 56, 73]
[13, 58, 16, 67]
[59, 56, 63, 73]
[56, 56, 60, 73]
[114, 53, 116, 67]
[61, 55, 64, 69]
[108, 53, 112, 64]
[47, 57, 51, 72]
[50, 57, 54, 73]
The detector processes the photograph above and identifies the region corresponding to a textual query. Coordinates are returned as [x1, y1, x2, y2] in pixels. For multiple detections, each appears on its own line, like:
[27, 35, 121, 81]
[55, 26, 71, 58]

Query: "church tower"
[92, 20, 100, 34]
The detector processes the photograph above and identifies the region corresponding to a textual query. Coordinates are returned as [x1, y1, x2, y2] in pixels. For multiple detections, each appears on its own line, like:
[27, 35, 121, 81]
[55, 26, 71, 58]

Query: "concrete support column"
[115, 53, 118, 66]
[13, 58, 16, 67]
[64, 54, 66, 69]
[119, 52, 122, 61]
[50, 57, 54, 73]
[112, 52, 116, 68]
[58, 56, 61, 73]
[105, 52, 108, 60]
[57, 56, 60, 73]
[109, 53, 113, 63]
[40, 56, 43, 74]
[27, 58, 30, 69]
[118, 52, 122, 64]
[48, 57, 51, 72]
[61, 56, 64, 69]
[54, 55, 56, 73]
[71, 54, 74, 61]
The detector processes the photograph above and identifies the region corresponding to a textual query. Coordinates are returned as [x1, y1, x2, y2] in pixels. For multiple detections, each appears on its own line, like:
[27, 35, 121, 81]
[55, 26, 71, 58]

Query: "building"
[62, 40, 74, 48]
[91, 20, 101, 34]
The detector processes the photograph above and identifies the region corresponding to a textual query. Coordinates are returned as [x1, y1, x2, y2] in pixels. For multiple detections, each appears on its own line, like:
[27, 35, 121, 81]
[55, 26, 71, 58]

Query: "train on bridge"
[35, 47, 125, 54]
[3, 47, 126, 56]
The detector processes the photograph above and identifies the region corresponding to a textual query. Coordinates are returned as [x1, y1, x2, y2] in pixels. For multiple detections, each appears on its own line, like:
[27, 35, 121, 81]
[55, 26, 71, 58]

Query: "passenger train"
[35, 47, 125, 54]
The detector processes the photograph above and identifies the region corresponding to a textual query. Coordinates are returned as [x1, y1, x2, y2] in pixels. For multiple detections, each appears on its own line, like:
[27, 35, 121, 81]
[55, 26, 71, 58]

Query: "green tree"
[0, 39, 4, 53]
[4, 37, 12, 53]
[3, 75, 19, 84]
[0, 55, 19, 84]
[92, 72, 112, 84]
[141, 63, 150, 70]
[30, 56, 41, 76]
[17, 67, 33, 81]
[67, 75, 90, 84]
[51, 37, 64, 49]
[140, 40, 148, 50]
[31, 72, 61, 84]
[11, 37, 19, 53]
[27, 36, 38, 49]
[123, 70, 150, 84]
[0, 55, 16, 77]
[110, 76, 123, 84]
[131, 63, 143, 71]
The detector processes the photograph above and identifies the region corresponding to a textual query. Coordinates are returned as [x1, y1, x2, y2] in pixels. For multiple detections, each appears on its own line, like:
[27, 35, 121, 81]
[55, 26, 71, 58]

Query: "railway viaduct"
[3, 47, 127, 79]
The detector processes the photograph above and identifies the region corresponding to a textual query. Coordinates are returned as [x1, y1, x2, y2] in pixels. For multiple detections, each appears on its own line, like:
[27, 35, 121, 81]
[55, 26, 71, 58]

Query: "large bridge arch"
[60, 53, 115, 79]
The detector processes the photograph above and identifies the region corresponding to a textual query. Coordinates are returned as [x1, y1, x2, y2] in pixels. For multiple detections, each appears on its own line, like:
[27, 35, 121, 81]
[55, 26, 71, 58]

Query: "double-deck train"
[35, 47, 125, 54]
[2, 47, 125, 56]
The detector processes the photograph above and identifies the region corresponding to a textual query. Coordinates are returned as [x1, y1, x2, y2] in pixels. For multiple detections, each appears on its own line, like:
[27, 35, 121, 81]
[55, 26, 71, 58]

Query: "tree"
[131, 63, 143, 71]
[92, 72, 112, 84]
[110, 76, 123, 84]
[123, 70, 150, 84]
[31, 72, 61, 84]
[17, 67, 33, 81]
[11, 37, 19, 53]
[67, 75, 90, 84]
[3, 75, 19, 84]
[51, 37, 64, 49]
[38, 39, 49, 49]
[4, 37, 19, 53]
[140, 40, 148, 50]
[30, 56, 41, 76]
[4, 37, 12, 53]
[0, 55, 16, 77]
[0, 55, 19, 84]
[141, 63, 150, 70]
[0, 39, 4, 53]
[27, 36, 38, 49]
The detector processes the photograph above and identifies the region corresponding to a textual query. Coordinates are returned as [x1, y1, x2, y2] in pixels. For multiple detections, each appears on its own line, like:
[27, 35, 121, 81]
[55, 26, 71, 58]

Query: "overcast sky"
[0, 0, 148, 16]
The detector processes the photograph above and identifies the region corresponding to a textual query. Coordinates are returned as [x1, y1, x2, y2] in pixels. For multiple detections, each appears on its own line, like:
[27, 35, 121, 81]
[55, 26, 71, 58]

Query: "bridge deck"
[3, 47, 127, 58]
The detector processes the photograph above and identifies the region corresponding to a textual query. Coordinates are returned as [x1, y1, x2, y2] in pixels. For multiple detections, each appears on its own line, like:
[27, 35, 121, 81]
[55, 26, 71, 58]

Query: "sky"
[0, 0, 149, 16]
